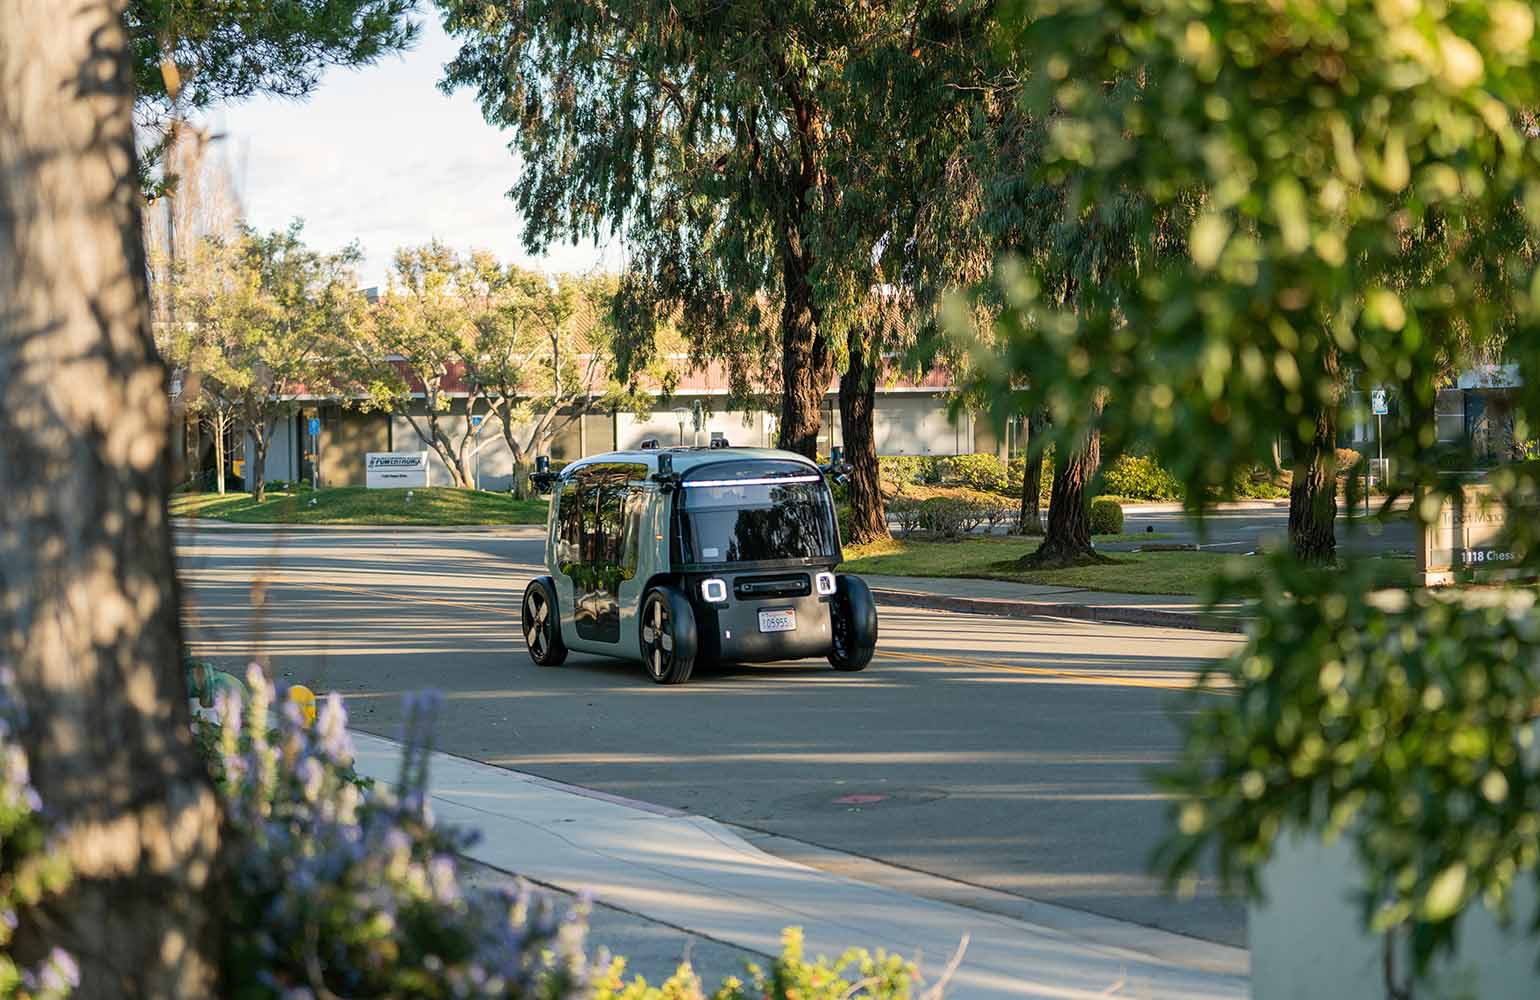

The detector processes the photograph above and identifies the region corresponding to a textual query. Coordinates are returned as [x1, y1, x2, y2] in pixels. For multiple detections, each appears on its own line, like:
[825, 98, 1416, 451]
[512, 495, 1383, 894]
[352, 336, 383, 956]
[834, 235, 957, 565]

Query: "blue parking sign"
[308, 417, 320, 436]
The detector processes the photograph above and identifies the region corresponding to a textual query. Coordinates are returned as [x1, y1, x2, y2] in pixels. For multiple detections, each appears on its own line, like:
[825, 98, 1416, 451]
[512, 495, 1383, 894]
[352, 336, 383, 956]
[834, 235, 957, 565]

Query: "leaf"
[1420, 864, 1467, 922]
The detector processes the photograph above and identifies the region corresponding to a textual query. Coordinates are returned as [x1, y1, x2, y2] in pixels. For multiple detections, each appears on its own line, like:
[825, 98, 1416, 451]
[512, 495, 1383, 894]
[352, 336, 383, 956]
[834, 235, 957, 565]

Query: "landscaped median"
[839, 535, 1421, 597]
[170, 486, 549, 526]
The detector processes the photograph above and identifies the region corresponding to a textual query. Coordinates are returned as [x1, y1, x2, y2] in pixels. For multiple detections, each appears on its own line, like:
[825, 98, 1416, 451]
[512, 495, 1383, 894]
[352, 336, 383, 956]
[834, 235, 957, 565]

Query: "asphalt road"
[1120, 502, 1416, 556]
[175, 524, 1247, 948]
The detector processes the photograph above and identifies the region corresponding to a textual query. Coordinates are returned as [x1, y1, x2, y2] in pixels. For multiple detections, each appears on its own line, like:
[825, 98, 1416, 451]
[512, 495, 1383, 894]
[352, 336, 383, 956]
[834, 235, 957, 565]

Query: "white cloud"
[208, 16, 619, 287]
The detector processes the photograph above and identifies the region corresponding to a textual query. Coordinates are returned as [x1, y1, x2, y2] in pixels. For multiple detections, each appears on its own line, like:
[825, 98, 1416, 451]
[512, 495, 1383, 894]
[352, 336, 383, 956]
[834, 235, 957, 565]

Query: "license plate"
[758, 609, 797, 633]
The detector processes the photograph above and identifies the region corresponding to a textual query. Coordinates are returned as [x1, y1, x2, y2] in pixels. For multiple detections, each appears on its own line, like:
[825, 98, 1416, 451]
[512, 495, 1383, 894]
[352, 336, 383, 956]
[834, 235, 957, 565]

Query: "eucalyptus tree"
[1, 1, 222, 992]
[995, 0, 1540, 977]
[437, 0, 948, 468]
[127, 0, 419, 191]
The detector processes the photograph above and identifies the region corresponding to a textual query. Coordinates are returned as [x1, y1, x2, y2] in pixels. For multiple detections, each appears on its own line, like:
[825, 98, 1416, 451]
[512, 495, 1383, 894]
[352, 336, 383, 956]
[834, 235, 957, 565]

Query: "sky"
[207, 14, 618, 289]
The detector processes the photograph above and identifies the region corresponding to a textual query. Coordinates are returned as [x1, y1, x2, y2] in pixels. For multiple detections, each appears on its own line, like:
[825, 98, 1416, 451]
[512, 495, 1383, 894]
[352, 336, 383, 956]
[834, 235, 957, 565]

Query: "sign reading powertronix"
[366, 451, 429, 489]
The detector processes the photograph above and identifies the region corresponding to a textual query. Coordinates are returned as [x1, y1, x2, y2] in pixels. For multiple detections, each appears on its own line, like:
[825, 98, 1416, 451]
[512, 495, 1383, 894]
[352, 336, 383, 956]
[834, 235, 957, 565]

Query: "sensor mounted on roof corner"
[639, 438, 660, 450]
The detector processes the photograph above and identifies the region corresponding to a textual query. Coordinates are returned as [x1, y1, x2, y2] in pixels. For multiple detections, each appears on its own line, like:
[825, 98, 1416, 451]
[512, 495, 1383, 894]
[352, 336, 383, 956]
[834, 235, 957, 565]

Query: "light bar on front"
[682, 475, 822, 488]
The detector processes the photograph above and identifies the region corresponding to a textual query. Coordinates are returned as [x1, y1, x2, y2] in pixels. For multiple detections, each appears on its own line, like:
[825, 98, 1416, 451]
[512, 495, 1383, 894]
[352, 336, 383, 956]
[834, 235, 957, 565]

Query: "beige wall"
[321, 409, 388, 486]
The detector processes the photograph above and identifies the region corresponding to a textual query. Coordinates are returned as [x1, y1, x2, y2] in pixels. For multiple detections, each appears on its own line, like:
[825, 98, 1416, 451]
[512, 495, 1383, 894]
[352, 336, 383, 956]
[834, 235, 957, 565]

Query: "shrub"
[1232, 465, 1290, 499]
[0, 676, 76, 1000]
[198, 670, 931, 1000]
[934, 453, 1008, 494]
[1089, 498, 1124, 535]
[887, 496, 925, 539]
[201, 669, 594, 999]
[918, 497, 970, 539]
[593, 927, 918, 1000]
[877, 455, 929, 488]
[1099, 455, 1183, 501]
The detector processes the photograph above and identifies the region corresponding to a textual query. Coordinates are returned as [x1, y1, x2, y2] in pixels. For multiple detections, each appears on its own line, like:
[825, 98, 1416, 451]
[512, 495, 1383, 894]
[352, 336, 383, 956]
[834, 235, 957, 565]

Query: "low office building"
[235, 357, 1005, 491]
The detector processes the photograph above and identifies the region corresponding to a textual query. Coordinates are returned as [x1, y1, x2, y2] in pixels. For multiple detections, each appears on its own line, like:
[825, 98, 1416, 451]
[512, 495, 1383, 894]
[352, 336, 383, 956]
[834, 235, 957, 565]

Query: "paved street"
[1119, 501, 1415, 556]
[175, 524, 1247, 949]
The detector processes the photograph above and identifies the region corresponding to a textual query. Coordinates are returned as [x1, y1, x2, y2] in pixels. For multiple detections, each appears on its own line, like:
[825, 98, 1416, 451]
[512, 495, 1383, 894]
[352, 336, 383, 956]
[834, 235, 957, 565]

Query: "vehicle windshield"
[676, 477, 837, 564]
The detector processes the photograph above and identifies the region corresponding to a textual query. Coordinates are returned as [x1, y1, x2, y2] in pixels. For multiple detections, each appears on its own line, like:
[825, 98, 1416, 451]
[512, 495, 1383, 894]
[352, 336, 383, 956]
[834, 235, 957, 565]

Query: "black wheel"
[828, 574, 877, 672]
[639, 587, 697, 685]
[522, 577, 567, 666]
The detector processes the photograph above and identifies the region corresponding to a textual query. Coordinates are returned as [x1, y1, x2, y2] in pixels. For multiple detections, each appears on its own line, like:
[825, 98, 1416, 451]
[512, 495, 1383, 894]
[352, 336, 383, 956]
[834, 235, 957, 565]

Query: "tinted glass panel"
[677, 480, 837, 564]
[560, 468, 648, 643]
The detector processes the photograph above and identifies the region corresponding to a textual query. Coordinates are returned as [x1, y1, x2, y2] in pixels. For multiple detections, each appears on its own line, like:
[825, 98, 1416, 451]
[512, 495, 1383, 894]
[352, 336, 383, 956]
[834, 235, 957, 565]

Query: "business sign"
[1371, 389, 1388, 416]
[366, 451, 429, 489]
[1421, 484, 1516, 584]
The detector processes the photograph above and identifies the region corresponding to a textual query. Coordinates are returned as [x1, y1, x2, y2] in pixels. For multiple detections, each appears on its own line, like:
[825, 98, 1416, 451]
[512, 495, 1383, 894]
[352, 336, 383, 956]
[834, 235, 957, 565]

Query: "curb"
[172, 518, 544, 535]
[869, 587, 1247, 634]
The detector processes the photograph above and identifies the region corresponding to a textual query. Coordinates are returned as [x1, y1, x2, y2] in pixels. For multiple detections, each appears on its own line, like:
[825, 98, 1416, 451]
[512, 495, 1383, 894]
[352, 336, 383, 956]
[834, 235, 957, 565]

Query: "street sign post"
[309, 416, 322, 488]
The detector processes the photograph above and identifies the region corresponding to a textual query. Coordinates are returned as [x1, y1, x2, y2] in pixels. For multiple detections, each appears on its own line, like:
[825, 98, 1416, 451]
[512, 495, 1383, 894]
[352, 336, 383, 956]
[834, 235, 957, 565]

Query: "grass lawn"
[839, 536, 1420, 596]
[170, 487, 548, 526]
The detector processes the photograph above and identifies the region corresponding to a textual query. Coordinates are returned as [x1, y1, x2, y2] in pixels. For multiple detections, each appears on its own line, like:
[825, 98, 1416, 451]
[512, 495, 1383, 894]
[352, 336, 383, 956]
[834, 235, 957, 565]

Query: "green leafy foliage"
[127, 0, 418, 112]
[982, 0, 1540, 969]
[167, 222, 365, 501]
[1158, 558, 1540, 962]
[1100, 456, 1183, 502]
[1088, 499, 1123, 536]
[935, 453, 1009, 494]
[591, 927, 918, 1000]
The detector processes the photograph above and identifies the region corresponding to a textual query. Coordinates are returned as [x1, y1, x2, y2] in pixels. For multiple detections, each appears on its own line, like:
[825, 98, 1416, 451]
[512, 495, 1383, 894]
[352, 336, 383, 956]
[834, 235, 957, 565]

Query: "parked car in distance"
[520, 444, 878, 684]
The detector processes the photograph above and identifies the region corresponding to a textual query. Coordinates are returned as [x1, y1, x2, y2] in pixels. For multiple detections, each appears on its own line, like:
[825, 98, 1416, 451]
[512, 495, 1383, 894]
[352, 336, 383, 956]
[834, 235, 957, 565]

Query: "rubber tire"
[828, 574, 878, 671]
[521, 577, 568, 666]
[639, 586, 698, 685]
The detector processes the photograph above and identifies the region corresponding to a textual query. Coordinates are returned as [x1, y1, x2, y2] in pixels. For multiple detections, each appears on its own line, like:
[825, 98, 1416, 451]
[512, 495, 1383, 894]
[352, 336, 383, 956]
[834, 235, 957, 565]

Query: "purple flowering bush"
[0, 676, 77, 1000]
[202, 666, 594, 999]
[0, 662, 928, 1000]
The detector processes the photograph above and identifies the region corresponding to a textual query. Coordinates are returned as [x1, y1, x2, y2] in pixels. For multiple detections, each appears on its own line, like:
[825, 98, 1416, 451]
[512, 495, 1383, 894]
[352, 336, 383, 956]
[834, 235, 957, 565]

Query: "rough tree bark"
[1289, 403, 1339, 565]
[838, 330, 887, 545]
[0, 1, 222, 995]
[1023, 427, 1102, 567]
[777, 227, 833, 460]
[248, 409, 276, 502]
[1017, 412, 1045, 535]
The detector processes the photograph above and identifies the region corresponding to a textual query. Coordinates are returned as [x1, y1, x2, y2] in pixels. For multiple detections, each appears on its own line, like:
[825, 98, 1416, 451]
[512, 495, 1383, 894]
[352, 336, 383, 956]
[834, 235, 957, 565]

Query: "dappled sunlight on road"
[175, 524, 1250, 947]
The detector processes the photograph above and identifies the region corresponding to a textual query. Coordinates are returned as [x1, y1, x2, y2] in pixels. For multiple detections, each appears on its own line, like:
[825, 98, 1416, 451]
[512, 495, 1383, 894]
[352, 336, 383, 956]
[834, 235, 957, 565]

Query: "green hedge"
[1089, 498, 1124, 535]
[1099, 455, 1183, 501]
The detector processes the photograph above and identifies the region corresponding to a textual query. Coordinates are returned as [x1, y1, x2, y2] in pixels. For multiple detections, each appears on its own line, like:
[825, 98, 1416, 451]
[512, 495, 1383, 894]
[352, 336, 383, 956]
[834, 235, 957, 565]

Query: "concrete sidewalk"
[351, 731, 1248, 1000]
[861, 576, 1247, 635]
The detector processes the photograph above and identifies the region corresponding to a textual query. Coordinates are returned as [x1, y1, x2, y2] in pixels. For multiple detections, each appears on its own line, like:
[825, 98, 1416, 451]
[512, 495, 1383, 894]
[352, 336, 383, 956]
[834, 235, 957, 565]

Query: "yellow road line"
[874, 648, 1231, 695]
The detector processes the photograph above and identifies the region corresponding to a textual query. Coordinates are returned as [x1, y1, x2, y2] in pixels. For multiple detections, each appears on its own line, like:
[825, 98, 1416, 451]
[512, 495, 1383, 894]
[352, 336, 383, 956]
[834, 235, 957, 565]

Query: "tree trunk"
[1023, 429, 1101, 567]
[776, 240, 832, 460]
[839, 330, 887, 545]
[250, 415, 270, 503]
[1289, 403, 1339, 565]
[0, 1, 222, 994]
[213, 413, 227, 494]
[1018, 412, 1045, 535]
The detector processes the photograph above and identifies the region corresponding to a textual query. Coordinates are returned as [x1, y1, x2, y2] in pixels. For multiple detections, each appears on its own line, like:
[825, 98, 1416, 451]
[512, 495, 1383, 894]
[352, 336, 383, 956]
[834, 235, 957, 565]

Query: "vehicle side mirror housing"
[819, 459, 853, 484]
[530, 456, 559, 495]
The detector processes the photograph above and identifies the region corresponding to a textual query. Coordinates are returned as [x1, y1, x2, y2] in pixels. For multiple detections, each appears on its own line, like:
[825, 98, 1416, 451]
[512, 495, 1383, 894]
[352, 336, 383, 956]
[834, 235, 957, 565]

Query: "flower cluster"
[203, 666, 595, 999]
[0, 672, 75, 1000]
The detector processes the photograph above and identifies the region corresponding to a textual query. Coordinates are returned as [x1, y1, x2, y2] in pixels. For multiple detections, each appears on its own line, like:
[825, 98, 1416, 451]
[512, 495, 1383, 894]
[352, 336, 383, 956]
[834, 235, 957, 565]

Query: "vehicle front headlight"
[700, 578, 728, 603]
[814, 571, 837, 596]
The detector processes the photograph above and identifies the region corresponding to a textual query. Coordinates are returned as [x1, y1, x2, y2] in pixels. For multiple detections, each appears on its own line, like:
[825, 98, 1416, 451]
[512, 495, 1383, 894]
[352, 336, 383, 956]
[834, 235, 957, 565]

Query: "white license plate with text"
[758, 609, 797, 633]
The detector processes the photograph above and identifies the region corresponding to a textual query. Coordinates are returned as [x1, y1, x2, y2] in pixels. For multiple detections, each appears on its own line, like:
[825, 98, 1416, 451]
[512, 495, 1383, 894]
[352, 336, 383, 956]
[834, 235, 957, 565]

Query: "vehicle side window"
[556, 480, 582, 571]
[620, 488, 645, 579]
